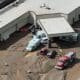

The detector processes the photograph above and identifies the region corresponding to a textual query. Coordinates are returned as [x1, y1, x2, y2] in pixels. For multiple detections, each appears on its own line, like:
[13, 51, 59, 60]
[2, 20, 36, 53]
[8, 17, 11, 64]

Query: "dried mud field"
[0, 23, 80, 80]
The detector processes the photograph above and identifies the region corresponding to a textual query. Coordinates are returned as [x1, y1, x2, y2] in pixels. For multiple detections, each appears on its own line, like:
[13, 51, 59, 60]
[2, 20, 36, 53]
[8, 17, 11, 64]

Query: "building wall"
[0, 12, 30, 41]
[1, 25, 17, 41]
[68, 7, 80, 25]
[28, 11, 36, 24]
[16, 12, 30, 30]
[74, 7, 80, 21]
[37, 13, 62, 19]
[67, 10, 75, 25]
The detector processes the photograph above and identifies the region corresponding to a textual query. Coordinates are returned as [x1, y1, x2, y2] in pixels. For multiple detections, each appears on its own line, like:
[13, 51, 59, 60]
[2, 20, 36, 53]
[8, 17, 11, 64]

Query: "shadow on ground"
[56, 41, 80, 49]
[64, 58, 80, 70]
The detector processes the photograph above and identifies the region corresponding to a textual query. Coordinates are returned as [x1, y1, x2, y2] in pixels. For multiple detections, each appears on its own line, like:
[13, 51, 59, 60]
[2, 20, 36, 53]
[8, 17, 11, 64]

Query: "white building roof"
[55, 0, 80, 14]
[38, 17, 75, 37]
[0, 0, 80, 29]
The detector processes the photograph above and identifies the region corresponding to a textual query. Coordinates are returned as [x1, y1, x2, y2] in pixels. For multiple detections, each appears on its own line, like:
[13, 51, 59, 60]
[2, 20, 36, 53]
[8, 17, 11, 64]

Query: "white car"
[26, 30, 48, 51]
[36, 30, 48, 44]
[26, 36, 41, 51]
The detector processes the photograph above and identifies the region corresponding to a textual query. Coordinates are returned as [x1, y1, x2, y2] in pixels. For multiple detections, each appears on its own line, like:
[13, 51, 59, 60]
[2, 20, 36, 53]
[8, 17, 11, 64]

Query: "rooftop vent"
[40, 3, 51, 10]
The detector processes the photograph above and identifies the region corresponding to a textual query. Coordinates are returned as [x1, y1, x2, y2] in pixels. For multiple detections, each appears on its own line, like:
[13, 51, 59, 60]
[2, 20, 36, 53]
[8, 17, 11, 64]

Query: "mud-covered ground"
[0, 23, 80, 80]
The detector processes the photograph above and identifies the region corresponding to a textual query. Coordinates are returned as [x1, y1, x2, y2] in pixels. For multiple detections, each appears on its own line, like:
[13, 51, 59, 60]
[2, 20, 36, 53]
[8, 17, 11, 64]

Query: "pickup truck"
[55, 51, 76, 69]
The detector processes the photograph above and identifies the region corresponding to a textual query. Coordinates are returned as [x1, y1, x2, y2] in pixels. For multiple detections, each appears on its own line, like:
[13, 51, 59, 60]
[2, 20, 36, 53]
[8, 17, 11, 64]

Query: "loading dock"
[38, 17, 75, 47]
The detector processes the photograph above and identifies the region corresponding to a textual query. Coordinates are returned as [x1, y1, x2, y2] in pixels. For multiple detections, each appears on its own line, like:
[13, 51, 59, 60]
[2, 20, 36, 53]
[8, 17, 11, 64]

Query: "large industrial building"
[0, 0, 80, 41]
